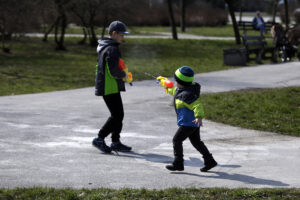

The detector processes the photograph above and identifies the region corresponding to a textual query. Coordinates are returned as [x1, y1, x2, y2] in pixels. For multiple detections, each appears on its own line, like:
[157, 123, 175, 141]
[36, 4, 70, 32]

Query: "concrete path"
[0, 62, 300, 189]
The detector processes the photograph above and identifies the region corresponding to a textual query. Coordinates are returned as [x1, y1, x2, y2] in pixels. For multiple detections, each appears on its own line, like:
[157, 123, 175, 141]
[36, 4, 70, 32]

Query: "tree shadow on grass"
[171, 171, 289, 187]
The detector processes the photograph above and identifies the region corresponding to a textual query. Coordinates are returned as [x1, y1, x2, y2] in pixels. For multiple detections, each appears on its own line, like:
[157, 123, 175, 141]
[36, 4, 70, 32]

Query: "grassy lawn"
[0, 37, 236, 96]
[1, 187, 300, 199]
[202, 87, 300, 136]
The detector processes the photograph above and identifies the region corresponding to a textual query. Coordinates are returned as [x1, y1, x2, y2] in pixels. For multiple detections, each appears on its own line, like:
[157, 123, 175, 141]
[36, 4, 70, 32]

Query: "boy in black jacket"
[93, 21, 131, 153]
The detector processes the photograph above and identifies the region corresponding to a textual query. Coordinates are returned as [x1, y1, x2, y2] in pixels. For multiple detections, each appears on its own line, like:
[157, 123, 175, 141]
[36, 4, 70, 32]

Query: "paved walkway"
[0, 62, 300, 189]
[25, 32, 235, 40]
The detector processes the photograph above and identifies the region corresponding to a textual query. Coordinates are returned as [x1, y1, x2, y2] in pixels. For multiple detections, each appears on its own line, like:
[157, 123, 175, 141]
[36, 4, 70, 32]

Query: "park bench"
[238, 21, 274, 32]
[238, 21, 275, 63]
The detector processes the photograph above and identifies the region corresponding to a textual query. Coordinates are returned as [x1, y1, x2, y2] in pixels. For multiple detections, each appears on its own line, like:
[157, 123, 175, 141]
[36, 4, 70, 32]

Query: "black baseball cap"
[108, 21, 129, 34]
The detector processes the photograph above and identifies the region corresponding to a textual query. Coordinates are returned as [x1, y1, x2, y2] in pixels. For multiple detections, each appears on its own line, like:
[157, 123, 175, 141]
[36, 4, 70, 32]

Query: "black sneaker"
[92, 138, 111, 153]
[166, 162, 184, 171]
[110, 142, 132, 152]
[200, 160, 217, 172]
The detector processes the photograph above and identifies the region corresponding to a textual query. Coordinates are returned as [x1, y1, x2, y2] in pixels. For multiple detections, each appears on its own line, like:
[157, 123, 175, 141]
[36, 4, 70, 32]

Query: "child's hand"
[193, 118, 203, 127]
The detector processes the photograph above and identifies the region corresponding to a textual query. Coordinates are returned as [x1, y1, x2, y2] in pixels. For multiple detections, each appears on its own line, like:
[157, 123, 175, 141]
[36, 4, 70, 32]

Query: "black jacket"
[95, 38, 126, 96]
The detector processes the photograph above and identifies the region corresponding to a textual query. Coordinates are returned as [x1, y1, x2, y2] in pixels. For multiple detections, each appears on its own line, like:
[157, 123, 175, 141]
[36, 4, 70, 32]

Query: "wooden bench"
[238, 21, 275, 63]
[238, 21, 274, 32]
[242, 34, 275, 63]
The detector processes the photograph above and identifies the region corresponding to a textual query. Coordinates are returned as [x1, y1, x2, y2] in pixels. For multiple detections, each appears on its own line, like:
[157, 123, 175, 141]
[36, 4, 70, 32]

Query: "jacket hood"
[96, 38, 118, 53]
[176, 82, 201, 104]
[178, 82, 200, 96]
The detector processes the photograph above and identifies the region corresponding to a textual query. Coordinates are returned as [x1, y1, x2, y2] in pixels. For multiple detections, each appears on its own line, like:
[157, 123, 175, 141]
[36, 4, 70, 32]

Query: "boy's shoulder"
[176, 83, 200, 104]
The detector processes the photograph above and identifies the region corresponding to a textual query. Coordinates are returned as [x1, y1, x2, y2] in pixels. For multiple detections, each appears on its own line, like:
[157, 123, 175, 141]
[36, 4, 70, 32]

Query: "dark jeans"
[98, 93, 124, 142]
[173, 126, 211, 163]
[255, 24, 265, 36]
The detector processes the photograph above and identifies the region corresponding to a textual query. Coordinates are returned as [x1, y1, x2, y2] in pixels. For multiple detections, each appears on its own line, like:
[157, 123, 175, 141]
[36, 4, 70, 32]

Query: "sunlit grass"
[1, 187, 300, 200]
[202, 87, 300, 136]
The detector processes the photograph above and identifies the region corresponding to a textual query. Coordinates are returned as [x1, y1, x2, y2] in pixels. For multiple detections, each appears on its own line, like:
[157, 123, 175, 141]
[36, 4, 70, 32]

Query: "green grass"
[1, 187, 300, 199]
[0, 37, 236, 96]
[202, 87, 300, 136]
[129, 25, 237, 37]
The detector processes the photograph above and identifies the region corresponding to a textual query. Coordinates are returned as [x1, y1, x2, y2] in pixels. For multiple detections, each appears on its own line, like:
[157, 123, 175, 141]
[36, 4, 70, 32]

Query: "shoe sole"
[166, 168, 184, 171]
[92, 143, 112, 154]
[200, 163, 217, 172]
[166, 166, 184, 171]
[111, 149, 132, 152]
[110, 147, 132, 152]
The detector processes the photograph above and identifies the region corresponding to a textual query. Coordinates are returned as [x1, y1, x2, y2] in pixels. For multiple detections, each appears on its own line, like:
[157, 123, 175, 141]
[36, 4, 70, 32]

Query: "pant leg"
[188, 127, 211, 159]
[173, 126, 195, 162]
[257, 24, 265, 35]
[98, 93, 124, 142]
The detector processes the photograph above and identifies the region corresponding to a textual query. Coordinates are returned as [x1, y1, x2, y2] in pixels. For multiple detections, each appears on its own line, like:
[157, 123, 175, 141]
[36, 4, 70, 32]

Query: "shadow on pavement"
[107, 152, 242, 169]
[110, 151, 173, 164]
[171, 171, 289, 187]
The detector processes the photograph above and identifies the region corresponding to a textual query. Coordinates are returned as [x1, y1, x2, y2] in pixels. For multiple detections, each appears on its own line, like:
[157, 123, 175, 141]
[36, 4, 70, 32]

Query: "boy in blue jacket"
[165, 66, 217, 172]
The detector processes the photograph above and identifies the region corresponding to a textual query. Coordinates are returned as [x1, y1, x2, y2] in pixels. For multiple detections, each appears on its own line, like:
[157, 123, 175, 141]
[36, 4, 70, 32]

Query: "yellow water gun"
[118, 58, 133, 86]
[156, 76, 174, 93]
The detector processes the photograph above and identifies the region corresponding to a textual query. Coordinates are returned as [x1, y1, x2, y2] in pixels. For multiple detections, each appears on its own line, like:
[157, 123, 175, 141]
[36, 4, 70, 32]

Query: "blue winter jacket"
[168, 82, 204, 127]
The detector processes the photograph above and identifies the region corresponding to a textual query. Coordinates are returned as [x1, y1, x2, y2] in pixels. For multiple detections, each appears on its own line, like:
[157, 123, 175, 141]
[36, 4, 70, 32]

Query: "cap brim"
[119, 31, 130, 34]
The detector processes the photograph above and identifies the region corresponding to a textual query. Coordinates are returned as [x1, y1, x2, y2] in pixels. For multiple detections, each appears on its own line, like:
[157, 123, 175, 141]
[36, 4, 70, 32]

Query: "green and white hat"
[174, 66, 194, 86]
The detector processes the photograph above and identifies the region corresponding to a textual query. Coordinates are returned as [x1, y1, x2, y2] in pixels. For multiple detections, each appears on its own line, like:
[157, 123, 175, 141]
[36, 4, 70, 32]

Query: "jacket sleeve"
[252, 17, 257, 26]
[107, 47, 126, 79]
[184, 98, 205, 118]
[167, 87, 177, 96]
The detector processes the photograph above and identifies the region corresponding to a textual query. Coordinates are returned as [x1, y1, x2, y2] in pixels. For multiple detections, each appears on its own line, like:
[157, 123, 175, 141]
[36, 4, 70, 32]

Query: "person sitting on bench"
[252, 11, 266, 36]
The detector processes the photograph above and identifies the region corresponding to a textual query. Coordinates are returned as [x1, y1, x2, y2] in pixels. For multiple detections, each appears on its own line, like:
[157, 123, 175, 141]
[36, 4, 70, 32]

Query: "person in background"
[252, 11, 266, 36]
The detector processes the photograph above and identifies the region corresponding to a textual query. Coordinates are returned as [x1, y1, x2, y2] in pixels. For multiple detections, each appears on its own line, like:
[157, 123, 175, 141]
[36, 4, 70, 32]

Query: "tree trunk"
[284, 0, 289, 30]
[78, 27, 87, 45]
[54, 14, 67, 50]
[101, 11, 108, 39]
[43, 21, 56, 42]
[272, 0, 279, 23]
[56, 14, 67, 50]
[54, 17, 60, 44]
[225, 0, 241, 44]
[167, 0, 178, 40]
[180, 0, 186, 32]
[54, 0, 68, 50]
[89, 25, 98, 47]
[89, 11, 98, 47]
[101, 23, 106, 39]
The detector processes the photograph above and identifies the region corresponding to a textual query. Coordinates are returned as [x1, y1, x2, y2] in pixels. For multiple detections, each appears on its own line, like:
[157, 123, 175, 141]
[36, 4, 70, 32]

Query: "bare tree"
[272, 0, 279, 23]
[225, 0, 241, 44]
[53, 0, 70, 50]
[0, 0, 40, 53]
[284, 0, 289, 30]
[180, 0, 186, 32]
[36, 0, 57, 42]
[167, 0, 178, 40]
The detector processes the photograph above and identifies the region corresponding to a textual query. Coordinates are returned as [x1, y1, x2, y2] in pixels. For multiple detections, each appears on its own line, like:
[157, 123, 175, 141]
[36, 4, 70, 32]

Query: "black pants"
[173, 126, 211, 163]
[98, 93, 124, 142]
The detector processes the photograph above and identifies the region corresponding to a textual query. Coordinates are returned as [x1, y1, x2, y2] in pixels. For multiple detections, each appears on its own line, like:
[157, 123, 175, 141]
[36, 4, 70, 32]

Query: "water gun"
[118, 58, 133, 86]
[156, 76, 174, 93]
